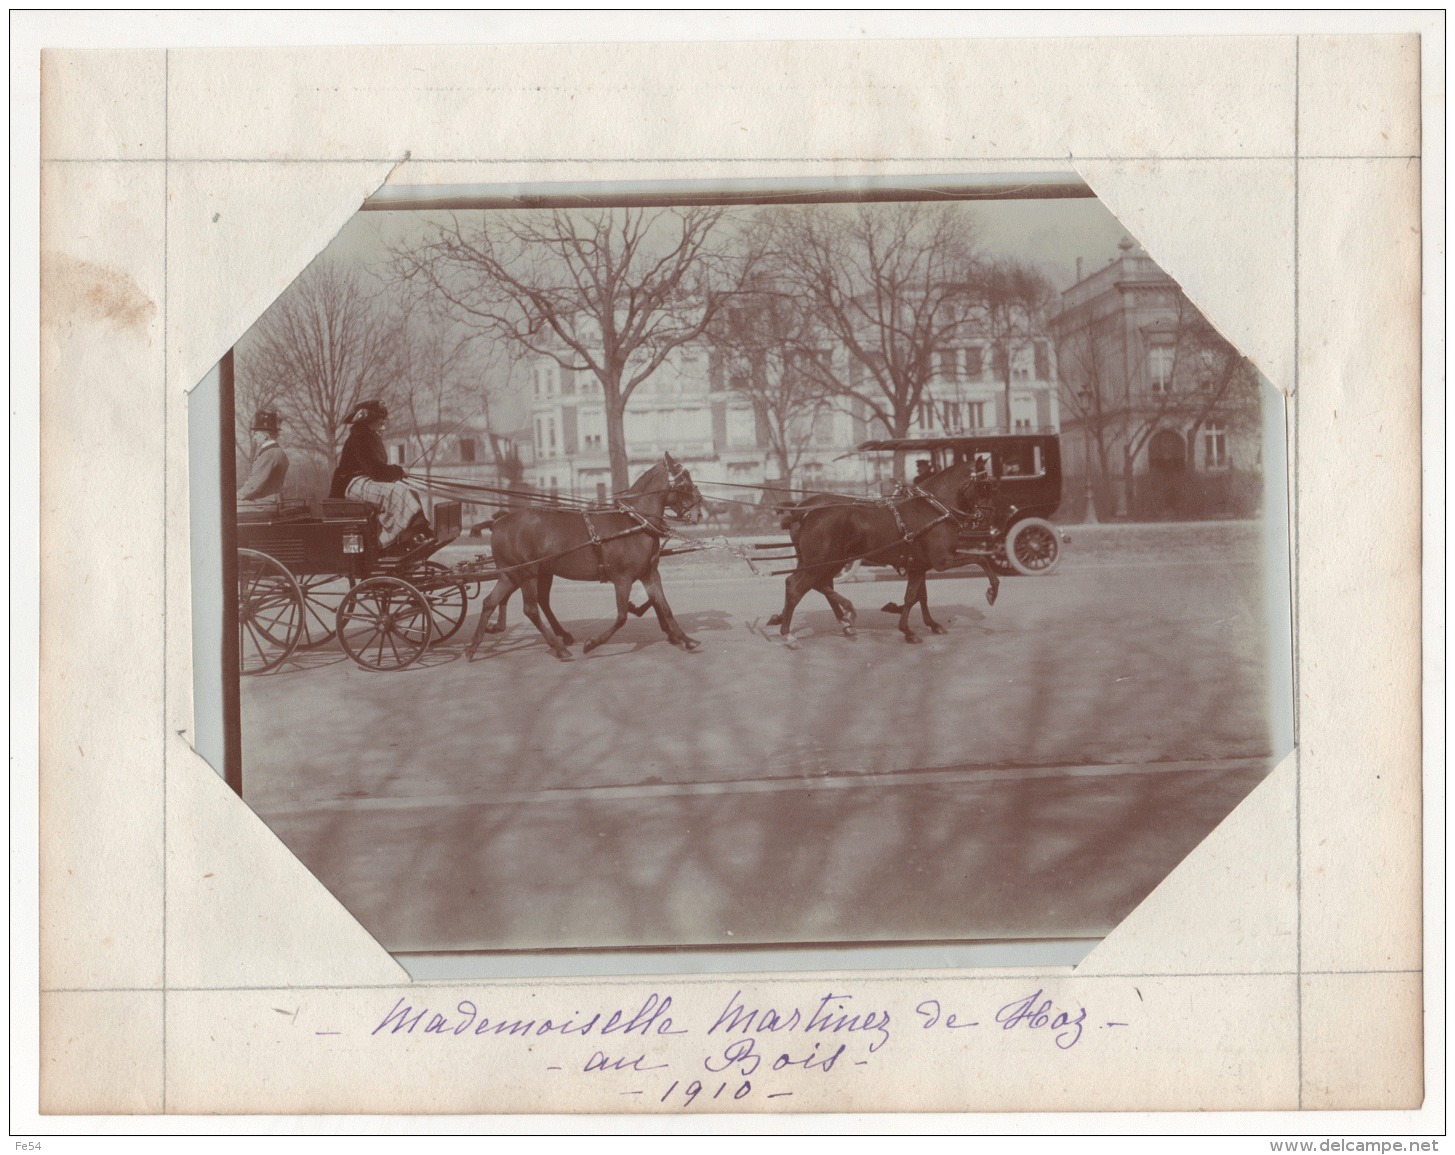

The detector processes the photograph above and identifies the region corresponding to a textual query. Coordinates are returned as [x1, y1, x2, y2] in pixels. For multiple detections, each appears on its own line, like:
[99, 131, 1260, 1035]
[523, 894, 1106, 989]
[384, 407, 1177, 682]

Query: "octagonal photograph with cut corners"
[191, 174, 1294, 976]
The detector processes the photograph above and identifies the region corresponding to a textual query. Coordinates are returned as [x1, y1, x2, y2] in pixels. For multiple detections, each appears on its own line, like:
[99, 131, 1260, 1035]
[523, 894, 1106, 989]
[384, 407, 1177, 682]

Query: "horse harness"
[878, 486, 963, 546]
[579, 503, 666, 582]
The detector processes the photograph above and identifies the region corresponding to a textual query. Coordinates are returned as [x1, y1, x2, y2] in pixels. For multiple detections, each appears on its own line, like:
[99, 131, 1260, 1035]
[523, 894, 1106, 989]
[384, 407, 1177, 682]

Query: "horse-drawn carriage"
[236, 499, 472, 674]
[855, 432, 1066, 576]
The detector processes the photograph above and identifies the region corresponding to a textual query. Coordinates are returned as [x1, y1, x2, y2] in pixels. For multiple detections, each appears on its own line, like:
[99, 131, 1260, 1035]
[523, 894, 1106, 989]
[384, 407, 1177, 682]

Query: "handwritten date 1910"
[660, 1078, 754, 1106]
[994, 990, 1087, 1050]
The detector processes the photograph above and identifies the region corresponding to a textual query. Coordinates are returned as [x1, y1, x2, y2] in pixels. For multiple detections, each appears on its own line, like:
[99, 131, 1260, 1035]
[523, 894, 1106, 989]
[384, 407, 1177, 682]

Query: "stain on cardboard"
[41, 251, 156, 332]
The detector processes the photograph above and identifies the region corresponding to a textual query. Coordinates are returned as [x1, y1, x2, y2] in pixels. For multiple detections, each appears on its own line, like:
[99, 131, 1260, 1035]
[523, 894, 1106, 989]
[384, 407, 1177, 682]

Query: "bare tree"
[393, 207, 747, 490]
[761, 203, 982, 475]
[709, 286, 833, 487]
[392, 315, 486, 489]
[1057, 311, 1121, 512]
[237, 261, 406, 462]
[973, 257, 1058, 433]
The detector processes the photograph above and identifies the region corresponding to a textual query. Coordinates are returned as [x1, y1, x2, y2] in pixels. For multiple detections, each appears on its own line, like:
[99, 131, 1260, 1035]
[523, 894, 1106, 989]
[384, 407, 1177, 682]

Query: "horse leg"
[980, 561, 1000, 606]
[641, 569, 699, 651]
[465, 577, 517, 658]
[916, 575, 948, 634]
[776, 570, 815, 649]
[814, 577, 857, 638]
[517, 572, 573, 661]
[582, 577, 634, 654]
[897, 572, 924, 643]
[479, 585, 511, 634]
[537, 572, 575, 645]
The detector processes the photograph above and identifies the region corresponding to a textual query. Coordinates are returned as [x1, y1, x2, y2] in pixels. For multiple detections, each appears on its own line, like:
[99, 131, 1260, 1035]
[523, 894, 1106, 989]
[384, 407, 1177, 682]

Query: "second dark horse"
[464, 455, 704, 661]
[769, 460, 997, 648]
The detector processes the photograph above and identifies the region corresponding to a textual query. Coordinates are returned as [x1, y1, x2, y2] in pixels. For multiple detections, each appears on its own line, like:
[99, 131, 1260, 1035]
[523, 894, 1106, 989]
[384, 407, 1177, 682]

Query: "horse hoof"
[559, 632, 576, 645]
[554, 648, 574, 661]
[682, 637, 701, 651]
[880, 602, 901, 614]
[582, 640, 599, 654]
[904, 632, 922, 644]
[843, 627, 857, 639]
[766, 613, 783, 626]
[782, 633, 800, 650]
[930, 624, 948, 635]
[986, 588, 998, 606]
[483, 623, 504, 635]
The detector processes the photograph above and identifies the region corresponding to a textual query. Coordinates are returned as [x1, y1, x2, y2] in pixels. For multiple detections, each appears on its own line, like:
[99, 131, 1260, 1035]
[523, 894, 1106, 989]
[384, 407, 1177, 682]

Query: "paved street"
[242, 523, 1278, 953]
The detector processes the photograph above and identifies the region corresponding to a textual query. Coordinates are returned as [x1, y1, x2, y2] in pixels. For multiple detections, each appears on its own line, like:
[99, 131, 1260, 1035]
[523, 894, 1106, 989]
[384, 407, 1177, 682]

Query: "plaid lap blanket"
[344, 476, 425, 547]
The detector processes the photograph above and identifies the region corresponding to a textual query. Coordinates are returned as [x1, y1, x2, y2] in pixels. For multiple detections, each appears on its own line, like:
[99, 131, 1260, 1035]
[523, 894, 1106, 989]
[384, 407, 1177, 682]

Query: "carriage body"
[855, 433, 1066, 575]
[236, 499, 469, 673]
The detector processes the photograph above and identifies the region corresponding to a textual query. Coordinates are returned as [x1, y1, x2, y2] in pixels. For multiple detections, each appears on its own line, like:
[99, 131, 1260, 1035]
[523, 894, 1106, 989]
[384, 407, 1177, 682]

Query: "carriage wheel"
[237, 548, 304, 675]
[1004, 517, 1062, 576]
[409, 561, 471, 644]
[335, 577, 433, 671]
[296, 573, 352, 648]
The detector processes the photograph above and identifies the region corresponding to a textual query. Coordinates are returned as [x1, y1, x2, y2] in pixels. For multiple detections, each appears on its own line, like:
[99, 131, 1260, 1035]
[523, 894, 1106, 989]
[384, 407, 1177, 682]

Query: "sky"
[263, 192, 1137, 432]
[323, 194, 1133, 292]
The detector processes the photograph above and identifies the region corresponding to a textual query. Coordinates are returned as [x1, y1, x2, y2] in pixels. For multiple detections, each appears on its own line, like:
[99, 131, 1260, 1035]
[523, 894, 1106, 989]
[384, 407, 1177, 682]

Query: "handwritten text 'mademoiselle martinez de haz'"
[368, 987, 1094, 1056]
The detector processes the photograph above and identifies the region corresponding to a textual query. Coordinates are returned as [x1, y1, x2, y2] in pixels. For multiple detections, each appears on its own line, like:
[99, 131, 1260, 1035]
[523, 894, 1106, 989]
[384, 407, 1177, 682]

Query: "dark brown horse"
[770, 460, 996, 648]
[464, 455, 704, 661]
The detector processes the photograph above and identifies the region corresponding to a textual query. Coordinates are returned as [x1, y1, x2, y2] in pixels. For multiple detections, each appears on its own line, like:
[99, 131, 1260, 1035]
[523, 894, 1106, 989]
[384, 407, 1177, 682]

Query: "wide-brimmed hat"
[252, 409, 282, 434]
[347, 399, 389, 425]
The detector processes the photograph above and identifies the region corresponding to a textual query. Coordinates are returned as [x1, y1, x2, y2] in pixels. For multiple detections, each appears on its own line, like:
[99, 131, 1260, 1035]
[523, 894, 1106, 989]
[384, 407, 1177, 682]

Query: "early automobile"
[856, 433, 1067, 576]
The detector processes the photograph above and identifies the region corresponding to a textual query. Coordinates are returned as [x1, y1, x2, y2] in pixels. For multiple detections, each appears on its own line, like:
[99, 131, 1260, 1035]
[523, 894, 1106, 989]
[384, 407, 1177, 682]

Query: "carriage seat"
[322, 499, 376, 521]
[237, 499, 311, 524]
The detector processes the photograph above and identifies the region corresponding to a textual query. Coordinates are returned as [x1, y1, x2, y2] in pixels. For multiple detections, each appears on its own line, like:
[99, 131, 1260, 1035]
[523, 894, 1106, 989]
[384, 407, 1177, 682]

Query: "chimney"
[1075, 257, 1083, 282]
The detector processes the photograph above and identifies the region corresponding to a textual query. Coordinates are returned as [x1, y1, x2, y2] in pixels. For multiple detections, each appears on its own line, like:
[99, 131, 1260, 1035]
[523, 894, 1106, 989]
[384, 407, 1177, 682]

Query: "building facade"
[526, 332, 1060, 501]
[1050, 239, 1263, 519]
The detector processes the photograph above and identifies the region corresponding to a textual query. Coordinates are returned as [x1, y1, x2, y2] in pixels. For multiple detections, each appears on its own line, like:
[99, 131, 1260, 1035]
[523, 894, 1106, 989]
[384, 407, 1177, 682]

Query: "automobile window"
[998, 442, 1046, 479]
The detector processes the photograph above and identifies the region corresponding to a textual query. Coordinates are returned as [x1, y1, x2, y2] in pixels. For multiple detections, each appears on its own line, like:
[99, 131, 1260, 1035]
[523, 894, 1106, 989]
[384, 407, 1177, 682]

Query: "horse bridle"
[662, 460, 701, 521]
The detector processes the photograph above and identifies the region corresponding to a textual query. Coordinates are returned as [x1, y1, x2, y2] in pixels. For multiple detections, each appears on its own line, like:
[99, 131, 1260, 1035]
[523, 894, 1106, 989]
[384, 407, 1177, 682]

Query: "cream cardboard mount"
[177, 163, 1302, 1086]
[35, 34, 1426, 1117]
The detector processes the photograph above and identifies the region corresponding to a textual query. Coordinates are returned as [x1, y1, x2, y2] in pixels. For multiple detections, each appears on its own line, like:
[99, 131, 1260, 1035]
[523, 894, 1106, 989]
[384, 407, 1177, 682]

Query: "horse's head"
[662, 453, 704, 523]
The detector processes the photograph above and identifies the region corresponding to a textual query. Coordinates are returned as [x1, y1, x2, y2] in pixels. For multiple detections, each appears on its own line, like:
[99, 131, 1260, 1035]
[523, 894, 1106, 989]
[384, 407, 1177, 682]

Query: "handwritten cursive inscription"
[371, 992, 687, 1040]
[993, 990, 1087, 1050]
[362, 982, 1115, 1099]
[707, 989, 892, 1053]
[914, 999, 979, 1030]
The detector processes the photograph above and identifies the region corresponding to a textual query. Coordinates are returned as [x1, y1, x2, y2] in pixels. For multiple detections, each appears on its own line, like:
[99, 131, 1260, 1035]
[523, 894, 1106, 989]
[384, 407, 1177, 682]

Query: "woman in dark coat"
[330, 399, 430, 551]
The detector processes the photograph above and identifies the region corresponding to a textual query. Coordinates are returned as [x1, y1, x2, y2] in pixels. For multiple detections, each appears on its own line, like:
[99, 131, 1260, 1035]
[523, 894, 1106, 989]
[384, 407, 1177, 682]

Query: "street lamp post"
[1080, 387, 1099, 525]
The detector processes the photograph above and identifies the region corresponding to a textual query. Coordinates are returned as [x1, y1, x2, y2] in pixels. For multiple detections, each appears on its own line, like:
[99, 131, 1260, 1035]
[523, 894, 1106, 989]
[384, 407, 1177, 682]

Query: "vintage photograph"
[209, 177, 1292, 963]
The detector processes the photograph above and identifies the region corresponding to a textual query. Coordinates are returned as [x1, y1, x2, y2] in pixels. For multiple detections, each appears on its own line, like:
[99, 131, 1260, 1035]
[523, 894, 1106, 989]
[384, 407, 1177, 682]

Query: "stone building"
[1050, 239, 1263, 520]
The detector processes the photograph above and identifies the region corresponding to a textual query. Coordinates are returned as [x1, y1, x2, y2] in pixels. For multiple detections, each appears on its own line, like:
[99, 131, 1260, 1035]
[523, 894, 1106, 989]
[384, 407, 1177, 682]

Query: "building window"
[1149, 345, 1175, 394]
[547, 417, 557, 454]
[964, 346, 984, 379]
[918, 399, 935, 430]
[966, 401, 986, 429]
[1034, 340, 1052, 381]
[1204, 423, 1228, 469]
[989, 341, 1012, 378]
[942, 401, 957, 431]
[596, 482, 607, 503]
[549, 476, 559, 495]
[394, 443, 407, 464]
[459, 437, 476, 464]
[936, 349, 956, 381]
